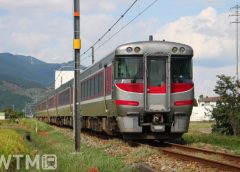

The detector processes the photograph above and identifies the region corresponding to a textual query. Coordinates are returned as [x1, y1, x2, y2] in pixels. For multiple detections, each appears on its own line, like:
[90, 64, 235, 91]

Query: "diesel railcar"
[35, 39, 194, 140]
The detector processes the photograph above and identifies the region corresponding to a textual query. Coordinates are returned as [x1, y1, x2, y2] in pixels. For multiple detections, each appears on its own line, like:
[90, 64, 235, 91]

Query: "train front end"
[113, 41, 194, 140]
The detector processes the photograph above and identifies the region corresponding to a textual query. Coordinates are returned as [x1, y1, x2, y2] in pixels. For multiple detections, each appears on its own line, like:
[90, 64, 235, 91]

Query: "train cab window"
[171, 57, 192, 83]
[115, 57, 143, 79]
[148, 58, 166, 86]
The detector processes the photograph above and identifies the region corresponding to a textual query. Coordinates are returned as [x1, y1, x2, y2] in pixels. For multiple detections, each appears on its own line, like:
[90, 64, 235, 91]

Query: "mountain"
[0, 53, 61, 111]
[62, 60, 87, 71]
[0, 53, 61, 88]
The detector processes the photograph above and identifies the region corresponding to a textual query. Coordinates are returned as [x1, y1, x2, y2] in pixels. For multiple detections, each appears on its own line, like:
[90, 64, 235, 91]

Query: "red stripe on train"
[115, 100, 139, 106]
[115, 83, 144, 93]
[171, 83, 193, 93]
[174, 100, 193, 106]
[115, 83, 193, 93]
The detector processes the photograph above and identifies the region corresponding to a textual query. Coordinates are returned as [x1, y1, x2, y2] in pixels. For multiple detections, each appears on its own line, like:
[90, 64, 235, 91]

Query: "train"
[35, 38, 194, 140]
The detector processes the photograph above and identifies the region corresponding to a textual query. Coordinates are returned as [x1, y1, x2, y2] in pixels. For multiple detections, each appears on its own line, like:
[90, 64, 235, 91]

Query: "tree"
[211, 75, 240, 136]
[2, 108, 24, 119]
[193, 98, 198, 106]
[199, 94, 204, 99]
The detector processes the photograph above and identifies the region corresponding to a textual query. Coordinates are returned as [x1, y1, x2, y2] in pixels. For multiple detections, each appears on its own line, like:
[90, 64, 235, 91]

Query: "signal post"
[73, 0, 81, 152]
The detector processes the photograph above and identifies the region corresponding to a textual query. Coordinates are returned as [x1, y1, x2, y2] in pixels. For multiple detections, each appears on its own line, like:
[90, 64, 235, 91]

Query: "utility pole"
[230, 4, 240, 80]
[73, 0, 81, 152]
[91, 46, 95, 64]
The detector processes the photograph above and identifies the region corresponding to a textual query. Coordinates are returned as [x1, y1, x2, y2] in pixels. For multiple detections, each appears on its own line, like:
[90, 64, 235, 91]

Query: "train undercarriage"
[37, 114, 185, 140]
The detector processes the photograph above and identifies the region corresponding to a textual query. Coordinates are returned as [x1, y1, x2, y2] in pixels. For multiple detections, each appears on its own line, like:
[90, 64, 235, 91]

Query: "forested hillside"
[0, 53, 60, 110]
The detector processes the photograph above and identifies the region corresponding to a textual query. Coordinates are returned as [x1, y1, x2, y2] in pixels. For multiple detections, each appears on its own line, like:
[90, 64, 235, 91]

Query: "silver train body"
[35, 40, 194, 140]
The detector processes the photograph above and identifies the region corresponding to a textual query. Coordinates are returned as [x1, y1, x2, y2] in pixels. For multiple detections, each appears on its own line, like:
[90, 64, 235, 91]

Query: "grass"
[2, 119, 239, 171]
[126, 146, 157, 164]
[0, 128, 30, 172]
[0, 128, 29, 156]
[1, 119, 136, 172]
[0, 119, 136, 172]
[183, 122, 240, 154]
[187, 121, 213, 134]
[0, 119, 18, 126]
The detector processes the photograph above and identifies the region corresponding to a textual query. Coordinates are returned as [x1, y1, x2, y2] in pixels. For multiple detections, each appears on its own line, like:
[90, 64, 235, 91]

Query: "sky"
[0, 0, 239, 97]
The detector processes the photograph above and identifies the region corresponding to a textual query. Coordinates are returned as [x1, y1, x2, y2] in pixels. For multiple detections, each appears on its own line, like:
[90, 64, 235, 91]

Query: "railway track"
[49, 124, 240, 171]
[158, 142, 240, 172]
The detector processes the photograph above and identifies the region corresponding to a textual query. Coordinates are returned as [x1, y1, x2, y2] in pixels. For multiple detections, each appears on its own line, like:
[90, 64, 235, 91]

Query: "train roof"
[35, 40, 194, 105]
[115, 41, 193, 56]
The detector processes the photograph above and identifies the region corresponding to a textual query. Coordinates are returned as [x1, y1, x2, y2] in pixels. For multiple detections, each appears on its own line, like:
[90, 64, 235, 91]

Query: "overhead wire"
[80, 0, 138, 57]
[35, 0, 159, 103]
[53, 0, 139, 78]
[51, 0, 158, 88]
[96, 0, 159, 51]
[81, 0, 159, 63]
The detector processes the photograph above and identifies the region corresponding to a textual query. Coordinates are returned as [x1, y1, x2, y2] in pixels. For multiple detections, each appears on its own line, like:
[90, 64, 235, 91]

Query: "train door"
[103, 64, 112, 113]
[143, 53, 171, 112]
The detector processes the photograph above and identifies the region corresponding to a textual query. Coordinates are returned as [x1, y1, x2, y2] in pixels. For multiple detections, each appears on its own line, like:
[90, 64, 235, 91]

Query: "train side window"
[60, 89, 70, 105]
[81, 83, 84, 99]
[99, 74, 102, 95]
[84, 82, 86, 98]
[85, 82, 87, 98]
[95, 76, 98, 96]
[62, 91, 65, 105]
[61, 93, 64, 105]
[88, 80, 91, 98]
[82, 82, 84, 98]
[66, 90, 69, 104]
[59, 93, 62, 105]
[85, 81, 87, 98]
[91, 78, 94, 97]
[48, 97, 54, 109]
[85, 81, 88, 98]
[82, 82, 85, 99]
[66, 89, 70, 104]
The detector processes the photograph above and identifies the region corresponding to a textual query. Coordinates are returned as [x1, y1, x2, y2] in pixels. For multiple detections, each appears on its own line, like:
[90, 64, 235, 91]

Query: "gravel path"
[53, 126, 231, 172]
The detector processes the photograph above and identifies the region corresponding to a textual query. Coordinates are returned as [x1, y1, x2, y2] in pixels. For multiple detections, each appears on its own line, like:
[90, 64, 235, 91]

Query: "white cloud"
[0, 0, 71, 13]
[193, 65, 235, 97]
[154, 7, 235, 63]
[0, 0, 132, 63]
[11, 32, 50, 51]
[0, 0, 159, 63]
[0, 7, 73, 62]
[80, 17, 159, 66]
[0, 1, 237, 97]
[154, 7, 237, 97]
[0, 0, 124, 14]
[81, 1, 116, 13]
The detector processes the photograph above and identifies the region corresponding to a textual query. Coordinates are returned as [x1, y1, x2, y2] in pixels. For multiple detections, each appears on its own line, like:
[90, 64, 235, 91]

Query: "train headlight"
[126, 47, 133, 53]
[172, 47, 178, 53]
[179, 47, 185, 53]
[134, 47, 141, 53]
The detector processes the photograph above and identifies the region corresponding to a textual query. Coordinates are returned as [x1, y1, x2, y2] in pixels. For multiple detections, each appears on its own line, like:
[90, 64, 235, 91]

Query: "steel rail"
[160, 148, 240, 172]
[165, 142, 240, 162]
[156, 143, 240, 172]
